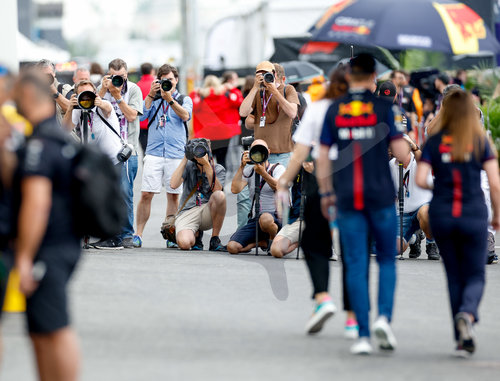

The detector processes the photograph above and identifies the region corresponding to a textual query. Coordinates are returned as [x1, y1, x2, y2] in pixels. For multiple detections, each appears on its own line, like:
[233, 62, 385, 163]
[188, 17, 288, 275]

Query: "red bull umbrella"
[309, 0, 500, 55]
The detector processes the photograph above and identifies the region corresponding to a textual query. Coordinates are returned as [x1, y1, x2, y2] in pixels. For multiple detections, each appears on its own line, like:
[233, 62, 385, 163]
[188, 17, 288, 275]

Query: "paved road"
[2, 163, 500, 380]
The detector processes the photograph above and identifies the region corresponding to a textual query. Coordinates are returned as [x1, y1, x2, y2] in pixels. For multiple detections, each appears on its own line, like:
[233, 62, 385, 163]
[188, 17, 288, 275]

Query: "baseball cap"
[256, 61, 274, 73]
[349, 53, 376, 75]
[378, 81, 396, 101]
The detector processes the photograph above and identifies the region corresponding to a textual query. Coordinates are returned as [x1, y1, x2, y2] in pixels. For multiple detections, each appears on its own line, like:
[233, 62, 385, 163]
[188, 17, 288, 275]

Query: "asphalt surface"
[2, 156, 500, 381]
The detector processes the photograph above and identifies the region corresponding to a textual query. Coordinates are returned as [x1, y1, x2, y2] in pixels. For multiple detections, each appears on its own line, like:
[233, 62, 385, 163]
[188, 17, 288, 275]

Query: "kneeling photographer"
[228, 139, 285, 254]
[169, 138, 227, 251]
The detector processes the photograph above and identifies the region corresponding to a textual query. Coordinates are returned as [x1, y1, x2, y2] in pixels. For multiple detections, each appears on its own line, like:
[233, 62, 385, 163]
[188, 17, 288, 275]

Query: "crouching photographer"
[228, 139, 286, 254]
[169, 138, 227, 251]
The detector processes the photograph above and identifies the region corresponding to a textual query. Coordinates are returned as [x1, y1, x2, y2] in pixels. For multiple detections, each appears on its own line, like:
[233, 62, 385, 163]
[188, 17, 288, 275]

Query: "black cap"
[349, 53, 376, 75]
[378, 81, 397, 101]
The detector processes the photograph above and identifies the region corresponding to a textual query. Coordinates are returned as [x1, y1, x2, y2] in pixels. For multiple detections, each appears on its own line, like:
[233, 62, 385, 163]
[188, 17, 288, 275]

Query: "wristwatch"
[169, 100, 175, 106]
[116, 97, 123, 104]
[52, 92, 60, 99]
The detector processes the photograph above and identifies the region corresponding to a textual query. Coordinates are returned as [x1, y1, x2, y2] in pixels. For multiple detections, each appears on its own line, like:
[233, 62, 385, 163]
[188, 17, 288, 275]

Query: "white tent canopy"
[17, 32, 70, 63]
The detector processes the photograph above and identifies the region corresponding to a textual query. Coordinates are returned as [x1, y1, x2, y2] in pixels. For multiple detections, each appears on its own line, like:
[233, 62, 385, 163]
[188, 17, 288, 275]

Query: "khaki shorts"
[276, 220, 304, 244]
[175, 203, 212, 234]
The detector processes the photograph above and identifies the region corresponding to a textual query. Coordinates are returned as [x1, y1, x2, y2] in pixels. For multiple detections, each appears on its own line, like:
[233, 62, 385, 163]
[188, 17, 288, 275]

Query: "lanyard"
[162, 102, 170, 116]
[261, 90, 273, 117]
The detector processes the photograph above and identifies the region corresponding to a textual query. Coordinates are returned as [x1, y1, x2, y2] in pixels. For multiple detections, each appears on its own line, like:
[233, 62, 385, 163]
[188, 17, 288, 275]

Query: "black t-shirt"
[320, 89, 404, 211]
[421, 130, 495, 219]
[15, 116, 80, 248]
[400, 86, 416, 114]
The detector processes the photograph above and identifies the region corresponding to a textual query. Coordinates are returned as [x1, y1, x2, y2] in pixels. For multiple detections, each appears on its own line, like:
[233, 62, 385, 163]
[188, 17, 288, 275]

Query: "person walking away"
[137, 63, 156, 155]
[13, 71, 82, 381]
[416, 89, 500, 356]
[317, 54, 408, 355]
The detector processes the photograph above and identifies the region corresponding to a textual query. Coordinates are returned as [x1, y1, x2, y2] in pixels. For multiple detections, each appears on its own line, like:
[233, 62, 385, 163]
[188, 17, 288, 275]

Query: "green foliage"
[401, 50, 447, 71]
[481, 99, 500, 150]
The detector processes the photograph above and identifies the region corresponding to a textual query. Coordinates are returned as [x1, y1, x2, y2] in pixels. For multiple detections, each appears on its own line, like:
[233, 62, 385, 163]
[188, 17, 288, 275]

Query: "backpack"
[70, 143, 127, 238]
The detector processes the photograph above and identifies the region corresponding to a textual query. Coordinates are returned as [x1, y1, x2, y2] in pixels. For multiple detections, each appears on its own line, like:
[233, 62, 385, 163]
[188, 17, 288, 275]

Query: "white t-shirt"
[72, 101, 122, 165]
[389, 153, 433, 214]
[293, 98, 337, 160]
[243, 163, 286, 215]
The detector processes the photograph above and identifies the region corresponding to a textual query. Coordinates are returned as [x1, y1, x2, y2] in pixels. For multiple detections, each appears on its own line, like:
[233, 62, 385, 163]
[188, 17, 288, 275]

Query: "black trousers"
[139, 129, 148, 155]
[301, 192, 332, 297]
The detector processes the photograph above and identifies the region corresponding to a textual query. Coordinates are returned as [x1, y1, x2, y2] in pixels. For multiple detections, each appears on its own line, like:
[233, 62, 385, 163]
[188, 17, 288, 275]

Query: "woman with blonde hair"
[416, 89, 500, 356]
[190, 75, 242, 168]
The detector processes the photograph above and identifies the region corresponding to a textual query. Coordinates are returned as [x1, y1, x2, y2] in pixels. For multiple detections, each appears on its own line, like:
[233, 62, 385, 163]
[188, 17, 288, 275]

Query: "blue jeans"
[398, 208, 421, 242]
[337, 205, 397, 338]
[120, 155, 138, 240]
[268, 152, 291, 167]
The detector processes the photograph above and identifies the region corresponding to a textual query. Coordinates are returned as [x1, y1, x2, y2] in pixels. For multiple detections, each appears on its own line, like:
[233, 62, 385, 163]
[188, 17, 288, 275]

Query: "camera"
[117, 143, 133, 163]
[263, 72, 275, 83]
[241, 136, 254, 151]
[111, 75, 124, 87]
[185, 138, 210, 161]
[248, 143, 268, 164]
[76, 90, 96, 110]
[160, 79, 173, 92]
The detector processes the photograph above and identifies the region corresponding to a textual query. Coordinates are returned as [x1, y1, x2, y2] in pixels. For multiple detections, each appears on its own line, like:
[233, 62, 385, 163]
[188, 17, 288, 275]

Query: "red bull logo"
[434, 2, 486, 54]
[339, 101, 374, 117]
[314, 0, 356, 30]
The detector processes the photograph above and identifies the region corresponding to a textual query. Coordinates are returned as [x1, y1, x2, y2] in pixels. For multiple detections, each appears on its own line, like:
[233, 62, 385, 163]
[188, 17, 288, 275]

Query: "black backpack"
[70, 143, 126, 238]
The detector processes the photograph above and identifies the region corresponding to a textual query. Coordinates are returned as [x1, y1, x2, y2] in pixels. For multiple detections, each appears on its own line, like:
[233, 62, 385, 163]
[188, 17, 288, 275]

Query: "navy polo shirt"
[320, 89, 404, 211]
[421, 130, 496, 219]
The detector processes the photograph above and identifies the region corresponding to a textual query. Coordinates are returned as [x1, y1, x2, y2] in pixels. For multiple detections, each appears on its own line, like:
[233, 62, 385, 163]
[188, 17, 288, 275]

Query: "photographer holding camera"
[169, 138, 227, 251]
[228, 139, 285, 254]
[97, 58, 143, 249]
[239, 61, 299, 167]
[133, 64, 193, 248]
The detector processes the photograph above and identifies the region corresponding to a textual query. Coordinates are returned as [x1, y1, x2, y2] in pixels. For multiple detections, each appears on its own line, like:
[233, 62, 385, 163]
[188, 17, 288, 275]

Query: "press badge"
[259, 116, 266, 127]
[159, 115, 165, 127]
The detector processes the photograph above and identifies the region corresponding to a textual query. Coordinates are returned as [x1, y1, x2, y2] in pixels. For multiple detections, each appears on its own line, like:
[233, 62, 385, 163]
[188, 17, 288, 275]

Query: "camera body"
[117, 143, 134, 163]
[110, 75, 124, 87]
[241, 136, 268, 165]
[185, 138, 210, 162]
[241, 136, 254, 151]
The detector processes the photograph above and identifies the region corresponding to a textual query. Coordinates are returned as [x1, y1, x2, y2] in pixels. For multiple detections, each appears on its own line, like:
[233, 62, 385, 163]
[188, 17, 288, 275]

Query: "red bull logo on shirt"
[336, 100, 376, 140]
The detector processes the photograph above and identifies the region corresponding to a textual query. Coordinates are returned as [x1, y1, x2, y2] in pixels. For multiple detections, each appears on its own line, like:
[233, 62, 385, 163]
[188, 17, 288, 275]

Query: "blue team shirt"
[141, 92, 193, 159]
[420, 130, 495, 219]
[320, 89, 404, 211]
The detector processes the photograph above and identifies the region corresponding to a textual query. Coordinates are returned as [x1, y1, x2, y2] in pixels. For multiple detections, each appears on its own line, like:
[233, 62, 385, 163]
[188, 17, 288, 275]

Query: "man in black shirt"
[13, 72, 81, 381]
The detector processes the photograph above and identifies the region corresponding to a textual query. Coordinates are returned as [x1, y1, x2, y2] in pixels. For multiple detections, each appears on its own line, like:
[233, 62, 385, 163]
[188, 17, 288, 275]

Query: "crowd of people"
[1, 52, 499, 380]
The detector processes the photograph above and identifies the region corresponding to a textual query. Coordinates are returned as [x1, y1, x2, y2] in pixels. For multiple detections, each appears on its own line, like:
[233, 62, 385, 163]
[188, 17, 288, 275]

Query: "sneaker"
[350, 337, 373, 355]
[409, 230, 424, 258]
[453, 343, 472, 358]
[373, 316, 397, 351]
[426, 241, 440, 260]
[122, 237, 135, 248]
[192, 231, 204, 251]
[132, 235, 142, 248]
[487, 253, 498, 265]
[166, 240, 178, 249]
[92, 237, 123, 250]
[305, 296, 337, 334]
[209, 236, 227, 252]
[345, 318, 359, 340]
[455, 312, 475, 354]
[331, 249, 339, 261]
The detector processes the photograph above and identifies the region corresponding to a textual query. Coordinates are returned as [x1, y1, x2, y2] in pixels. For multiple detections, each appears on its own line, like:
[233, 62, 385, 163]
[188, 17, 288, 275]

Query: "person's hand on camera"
[102, 75, 111, 90]
[254, 74, 264, 89]
[109, 82, 122, 100]
[149, 81, 161, 98]
[254, 163, 266, 176]
[320, 193, 336, 221]
[195, 154, 210, 167]
[262, 78, 277, 94]
[161, 89, 173, 102]
[240, 151, 251, 168]
[68, 94, 78, 110]
[94, 95, 104, 109]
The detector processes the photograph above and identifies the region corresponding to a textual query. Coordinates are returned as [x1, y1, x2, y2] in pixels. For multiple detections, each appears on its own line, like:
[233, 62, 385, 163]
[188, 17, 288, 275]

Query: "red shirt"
[190, 88, 242, 141]
[137, 74, 156, 130]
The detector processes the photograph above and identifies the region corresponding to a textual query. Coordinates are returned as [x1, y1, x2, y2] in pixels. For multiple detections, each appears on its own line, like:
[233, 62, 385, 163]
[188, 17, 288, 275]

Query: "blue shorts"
[397, 205, 426, 242]
[230, 213, 282, 247]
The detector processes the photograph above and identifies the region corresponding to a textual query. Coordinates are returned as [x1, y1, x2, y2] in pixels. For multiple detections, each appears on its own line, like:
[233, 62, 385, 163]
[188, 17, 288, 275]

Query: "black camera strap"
[248, 163, 279, 219]
[95, 109, 126, 145]
[147, 99, 164, 128]
[147, 94, 189, 140]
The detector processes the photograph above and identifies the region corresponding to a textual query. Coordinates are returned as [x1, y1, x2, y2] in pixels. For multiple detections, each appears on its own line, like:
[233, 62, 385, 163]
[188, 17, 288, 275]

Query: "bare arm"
[245, 114, 256, 130]
[169, 97, 190, 121]
[239, 77, 260, 117]
[277, 143, 311, 190]
[316, 145, 333, 195]
[390, 138, 410, 164]
[62, 94, 77, 131]
[484, 159, 500, 230]
[231, 153, 250, 194]
[267, 84, 298, 120]
[170, 157, 188, 189]
[198, 157, 223, 192]
[255, 164, 279, 191]
[94, 96, 112, 118]
[415, 161, 433, 190]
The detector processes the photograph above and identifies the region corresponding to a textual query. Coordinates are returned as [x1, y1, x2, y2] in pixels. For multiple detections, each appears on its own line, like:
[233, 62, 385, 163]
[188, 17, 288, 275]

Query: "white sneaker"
[331, 250, 339, 261]
[350, 337, 373, 355]
[305, 298, 337, 334]
[373, 316, 397, 351]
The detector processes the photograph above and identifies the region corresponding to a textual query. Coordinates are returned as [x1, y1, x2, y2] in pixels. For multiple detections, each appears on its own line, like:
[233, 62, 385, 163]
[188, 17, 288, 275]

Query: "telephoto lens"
[77, 91, 96, 110]
[160, 79, 173, 92]
[193, 144, 208, 158]
[249, 144, 268, 164]
[111, 75, 124, 87]
[263, 72, 275, 83]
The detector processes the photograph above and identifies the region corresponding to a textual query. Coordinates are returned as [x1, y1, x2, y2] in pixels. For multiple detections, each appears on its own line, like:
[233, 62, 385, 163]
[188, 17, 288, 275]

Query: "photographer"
[34, 59, 71, 126]
[97, 58, 143, 249]
[227, 139, 285, 254]
[63, 81, 122, 165]
[239, 61, 299, 167]
[169, 138, 226, 251]
[133, 64, 192, 248]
